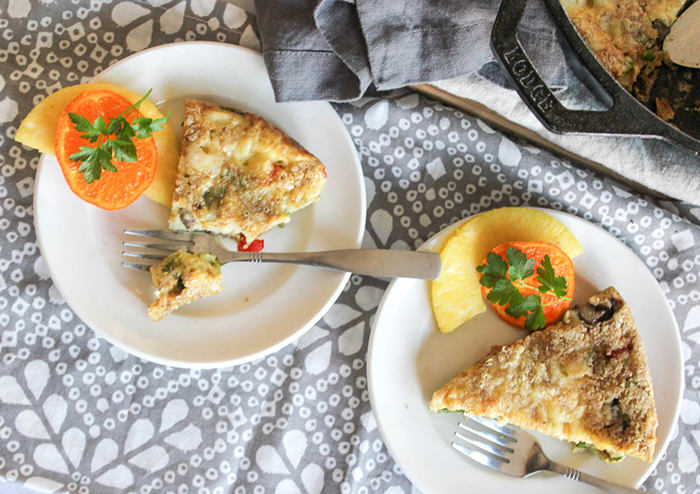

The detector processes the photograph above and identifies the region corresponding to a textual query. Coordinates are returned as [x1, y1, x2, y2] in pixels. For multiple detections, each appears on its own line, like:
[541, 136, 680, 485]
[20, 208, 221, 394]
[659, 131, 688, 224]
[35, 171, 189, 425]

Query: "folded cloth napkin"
[255, 0, 700, 206]
[254, 0, 498, 101]
[254, 0, 577, 102]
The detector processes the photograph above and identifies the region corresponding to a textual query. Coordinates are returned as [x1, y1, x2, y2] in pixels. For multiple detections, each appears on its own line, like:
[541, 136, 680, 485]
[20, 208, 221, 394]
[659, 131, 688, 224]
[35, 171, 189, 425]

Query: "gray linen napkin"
[255, 0, 371, 101]
[254, 0, 700, 206]
[255, 0, 498, 101]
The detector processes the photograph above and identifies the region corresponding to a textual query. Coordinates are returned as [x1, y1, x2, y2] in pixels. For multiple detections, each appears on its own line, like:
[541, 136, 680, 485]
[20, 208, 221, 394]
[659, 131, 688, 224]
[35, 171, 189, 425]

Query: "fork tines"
[121, 229, 195, 271]
[452, 415, 517, 469]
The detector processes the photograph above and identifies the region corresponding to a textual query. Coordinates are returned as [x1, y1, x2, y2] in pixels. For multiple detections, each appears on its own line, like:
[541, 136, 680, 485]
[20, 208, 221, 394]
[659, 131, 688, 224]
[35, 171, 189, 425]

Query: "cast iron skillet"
[491, 0, 700, 157]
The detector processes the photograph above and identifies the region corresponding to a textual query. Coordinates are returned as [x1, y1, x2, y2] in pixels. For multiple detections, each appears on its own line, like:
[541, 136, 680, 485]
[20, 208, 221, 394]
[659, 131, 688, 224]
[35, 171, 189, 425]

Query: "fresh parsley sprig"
[68, 89, 170, 184]
[476, 246, 571, 330]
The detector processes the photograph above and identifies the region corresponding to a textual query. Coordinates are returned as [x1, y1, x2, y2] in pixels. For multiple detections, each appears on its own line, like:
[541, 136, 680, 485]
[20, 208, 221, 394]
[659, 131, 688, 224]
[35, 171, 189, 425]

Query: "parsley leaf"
[69, 112, 95, 133]
[72, 146, 116, 184]
[117, 122, 136, 141]
[132, 114, 170, 139]
[525, 308, 547, 331]
[68, 146, 99, 165]
[69, 113, 108, 144]
[476, 252, 509, 288]
[505, 293, 540, 318]
[536, 255, 568, 298]
[506, 246, 535, 281]
[106, 117, 129, 139]
[477, 246, 570, 331]
[486, 278, 518, 307]
[104, 139, 137, 163]
[66, 88, 167, 184]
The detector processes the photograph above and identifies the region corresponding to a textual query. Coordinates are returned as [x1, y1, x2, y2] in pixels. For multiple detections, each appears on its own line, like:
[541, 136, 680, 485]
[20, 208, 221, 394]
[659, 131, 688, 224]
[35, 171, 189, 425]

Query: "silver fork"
[121, 229, 441, 280]
[452, 415, 649, 494]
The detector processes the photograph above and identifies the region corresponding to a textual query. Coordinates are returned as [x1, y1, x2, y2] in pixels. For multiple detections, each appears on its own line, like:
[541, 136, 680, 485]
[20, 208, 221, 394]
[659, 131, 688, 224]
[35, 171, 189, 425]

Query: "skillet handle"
[490, 0, 700, 157]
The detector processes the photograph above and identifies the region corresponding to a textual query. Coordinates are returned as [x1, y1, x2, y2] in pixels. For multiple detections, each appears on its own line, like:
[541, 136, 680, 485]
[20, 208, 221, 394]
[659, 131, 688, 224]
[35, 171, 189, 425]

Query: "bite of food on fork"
[122, 229, 441, 320]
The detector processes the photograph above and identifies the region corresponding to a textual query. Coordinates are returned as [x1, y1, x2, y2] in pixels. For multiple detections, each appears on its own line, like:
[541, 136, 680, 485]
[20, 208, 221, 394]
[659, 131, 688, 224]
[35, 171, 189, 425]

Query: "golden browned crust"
[148, 250, 224, 321]
[169, 100, 326, 243]
[655, 97, 676, 121]
[561, 0, 685, 89]
[429, 287, 658, 462]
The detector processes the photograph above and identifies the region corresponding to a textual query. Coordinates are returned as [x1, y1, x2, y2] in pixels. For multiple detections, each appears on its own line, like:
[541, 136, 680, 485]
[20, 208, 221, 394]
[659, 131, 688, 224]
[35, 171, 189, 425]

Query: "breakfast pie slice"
[169, 99, 327, 244]
[429, 287, 658, 462]
[148, 250, 224, 321]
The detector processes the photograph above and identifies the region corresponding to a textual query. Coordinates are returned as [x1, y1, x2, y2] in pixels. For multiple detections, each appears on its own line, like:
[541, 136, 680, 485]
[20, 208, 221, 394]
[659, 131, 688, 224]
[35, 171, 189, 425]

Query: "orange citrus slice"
[55, 90, 158, 210]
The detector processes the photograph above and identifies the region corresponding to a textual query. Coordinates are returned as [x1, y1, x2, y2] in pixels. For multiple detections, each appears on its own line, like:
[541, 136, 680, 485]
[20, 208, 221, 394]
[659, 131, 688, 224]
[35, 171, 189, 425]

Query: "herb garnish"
[476, 246, 571, 331]
[68, 89, 169, 183]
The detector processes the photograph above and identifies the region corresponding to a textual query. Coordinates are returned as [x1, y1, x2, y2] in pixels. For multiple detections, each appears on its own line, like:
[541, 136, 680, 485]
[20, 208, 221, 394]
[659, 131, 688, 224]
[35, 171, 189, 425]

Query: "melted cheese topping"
[169, 100, 326, 242]
[429, 287, 658, 462]
[561, 0, 685, 89]
[148, 250, 224, 321]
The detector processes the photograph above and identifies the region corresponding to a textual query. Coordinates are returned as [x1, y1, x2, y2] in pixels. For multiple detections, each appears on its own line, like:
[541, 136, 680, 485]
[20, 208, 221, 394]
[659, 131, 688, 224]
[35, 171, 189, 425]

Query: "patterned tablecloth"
[2, 1, 700, 493]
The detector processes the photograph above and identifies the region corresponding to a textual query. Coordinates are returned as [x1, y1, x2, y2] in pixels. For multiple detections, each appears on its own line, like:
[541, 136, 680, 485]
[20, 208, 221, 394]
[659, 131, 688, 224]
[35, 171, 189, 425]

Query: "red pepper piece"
[237, 234, 264, 252]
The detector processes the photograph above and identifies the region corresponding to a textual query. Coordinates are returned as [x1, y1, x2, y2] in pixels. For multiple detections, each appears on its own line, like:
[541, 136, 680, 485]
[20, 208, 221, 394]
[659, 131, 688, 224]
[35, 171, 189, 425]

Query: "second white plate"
[34, 42, 366, 368]
[367, 209, 683, 494]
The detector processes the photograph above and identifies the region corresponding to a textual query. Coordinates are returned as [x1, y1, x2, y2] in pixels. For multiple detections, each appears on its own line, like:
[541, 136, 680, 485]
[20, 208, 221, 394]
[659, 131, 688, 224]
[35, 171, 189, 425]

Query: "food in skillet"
[148, 250, 224, 321]
[431, 207, 583, 333]
[169, 99, 327, 249]
[429, 287, 658, 463]
[15, 83, 179, 208]
[560, 0, 686, 90]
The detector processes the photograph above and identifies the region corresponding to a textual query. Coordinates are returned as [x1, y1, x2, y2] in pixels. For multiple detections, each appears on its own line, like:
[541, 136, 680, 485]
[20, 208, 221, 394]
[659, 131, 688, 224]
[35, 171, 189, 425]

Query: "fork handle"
[225, 250, 441, 280]
[549, 463, 648, 493]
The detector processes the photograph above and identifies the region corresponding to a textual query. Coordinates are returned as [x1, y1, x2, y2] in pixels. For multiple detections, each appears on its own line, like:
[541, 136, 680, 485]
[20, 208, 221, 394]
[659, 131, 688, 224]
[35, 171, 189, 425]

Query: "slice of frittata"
[429, 287, 658, 462]
[169, 99, 326, 245]
[148, 250, 224, 321]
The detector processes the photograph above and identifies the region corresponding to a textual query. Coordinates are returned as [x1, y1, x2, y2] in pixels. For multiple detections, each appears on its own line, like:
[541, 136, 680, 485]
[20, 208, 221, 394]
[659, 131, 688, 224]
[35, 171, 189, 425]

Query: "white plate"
[367, 209, 683, 493]
[34, 42, 365, 368]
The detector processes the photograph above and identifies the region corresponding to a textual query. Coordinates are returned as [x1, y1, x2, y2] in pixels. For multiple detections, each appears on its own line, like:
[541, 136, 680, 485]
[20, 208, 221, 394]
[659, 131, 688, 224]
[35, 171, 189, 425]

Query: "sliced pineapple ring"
[15, 83, 179, 207]
[431, 207, 583, 333]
